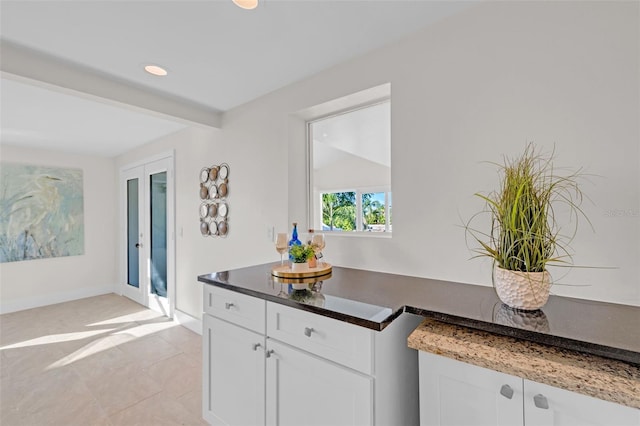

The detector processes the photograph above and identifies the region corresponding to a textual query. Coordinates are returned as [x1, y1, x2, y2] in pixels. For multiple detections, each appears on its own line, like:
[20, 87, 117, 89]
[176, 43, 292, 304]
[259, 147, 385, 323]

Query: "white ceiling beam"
[0, 39, 221, 129]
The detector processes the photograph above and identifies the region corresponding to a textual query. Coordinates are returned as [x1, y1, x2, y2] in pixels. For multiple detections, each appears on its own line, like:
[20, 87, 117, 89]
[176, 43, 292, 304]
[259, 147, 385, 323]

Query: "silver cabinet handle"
[224, 302, 234, 310]
[534, 394, 549, 409]
[252, 343, 262, 351]
[500, 384, 514, 399]
[304, 327, 314, 337]
[265, 349, 275, 358]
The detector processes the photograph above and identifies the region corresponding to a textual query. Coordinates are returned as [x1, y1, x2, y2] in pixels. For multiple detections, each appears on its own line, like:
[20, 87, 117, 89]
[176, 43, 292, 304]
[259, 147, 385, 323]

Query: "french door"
[121, 155, 174, 317]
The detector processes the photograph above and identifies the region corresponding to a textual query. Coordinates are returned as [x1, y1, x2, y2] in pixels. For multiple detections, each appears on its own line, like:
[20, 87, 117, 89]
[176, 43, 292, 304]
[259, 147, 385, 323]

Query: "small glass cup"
[275, 233, 288, 265]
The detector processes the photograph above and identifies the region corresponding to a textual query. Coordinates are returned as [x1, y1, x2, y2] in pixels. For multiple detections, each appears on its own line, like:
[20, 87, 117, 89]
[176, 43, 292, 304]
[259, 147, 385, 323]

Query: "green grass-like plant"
[289, 244, 315, 263]
[466, 143, 590, 273]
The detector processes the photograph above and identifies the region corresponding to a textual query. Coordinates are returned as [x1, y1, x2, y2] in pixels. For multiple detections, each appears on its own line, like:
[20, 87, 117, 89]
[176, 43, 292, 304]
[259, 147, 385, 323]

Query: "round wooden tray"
[271, 272, 332, 285]
[271, 262, 332, 279]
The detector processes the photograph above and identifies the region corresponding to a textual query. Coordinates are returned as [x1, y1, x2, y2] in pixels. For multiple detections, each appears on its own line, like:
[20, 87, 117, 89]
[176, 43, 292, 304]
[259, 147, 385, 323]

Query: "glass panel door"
[145, 158, 172, 316]
[122, 167, 145, 305]
[150, 171, 167, 298]
[127, 178, 140, 288]
[120, 156, 174, 316]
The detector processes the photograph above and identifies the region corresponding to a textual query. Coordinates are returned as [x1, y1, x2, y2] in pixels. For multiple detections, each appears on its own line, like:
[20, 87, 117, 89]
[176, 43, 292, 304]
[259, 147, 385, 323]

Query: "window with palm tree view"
[310, 96, 391, 233]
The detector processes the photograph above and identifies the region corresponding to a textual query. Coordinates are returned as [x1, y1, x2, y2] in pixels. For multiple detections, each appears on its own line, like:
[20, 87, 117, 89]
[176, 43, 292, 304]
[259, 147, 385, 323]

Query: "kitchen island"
[198, 263, 639, 425]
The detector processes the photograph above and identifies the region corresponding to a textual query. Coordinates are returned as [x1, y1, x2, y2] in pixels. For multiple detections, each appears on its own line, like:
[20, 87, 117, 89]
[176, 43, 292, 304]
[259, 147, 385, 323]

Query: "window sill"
[320, 231, 392, 239]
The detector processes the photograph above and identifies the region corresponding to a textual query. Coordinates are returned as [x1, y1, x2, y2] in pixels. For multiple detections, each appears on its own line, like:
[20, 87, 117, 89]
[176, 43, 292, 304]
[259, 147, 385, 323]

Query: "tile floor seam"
[103, 387, 165, 419]
[87, 364, 166, 413]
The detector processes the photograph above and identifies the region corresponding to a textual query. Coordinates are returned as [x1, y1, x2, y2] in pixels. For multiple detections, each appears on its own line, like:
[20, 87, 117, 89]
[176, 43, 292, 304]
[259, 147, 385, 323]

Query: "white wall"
[0, 145, 117, 313]
[115, 125, 288, 320]
[244, 1, 638, 306]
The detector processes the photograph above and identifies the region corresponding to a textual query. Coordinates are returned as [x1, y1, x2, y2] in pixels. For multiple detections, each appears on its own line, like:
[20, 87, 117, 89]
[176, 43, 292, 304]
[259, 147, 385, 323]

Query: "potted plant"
[465, 143, 590, 310]
[289, 244, 315, 271]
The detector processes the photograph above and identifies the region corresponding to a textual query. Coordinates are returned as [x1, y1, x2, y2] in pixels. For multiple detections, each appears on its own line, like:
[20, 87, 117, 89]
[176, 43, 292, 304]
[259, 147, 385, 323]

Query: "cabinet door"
[203, 315, 265, 426]
[419, 351, 523, 426]
[265, 339, 372, 426]
[524, 380, 639, 426]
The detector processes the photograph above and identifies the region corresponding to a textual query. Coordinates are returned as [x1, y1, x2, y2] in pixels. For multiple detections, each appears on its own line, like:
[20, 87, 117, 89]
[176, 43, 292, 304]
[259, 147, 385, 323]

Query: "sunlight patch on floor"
[86, 310, 165, 326]
[43, 317, 182, 370]
[112, 319, 176, 338]
[0, 329, 116, 351]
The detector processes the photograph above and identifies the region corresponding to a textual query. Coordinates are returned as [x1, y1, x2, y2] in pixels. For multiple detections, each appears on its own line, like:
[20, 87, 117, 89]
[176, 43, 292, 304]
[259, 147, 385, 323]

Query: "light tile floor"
[0, 294, 207, 426]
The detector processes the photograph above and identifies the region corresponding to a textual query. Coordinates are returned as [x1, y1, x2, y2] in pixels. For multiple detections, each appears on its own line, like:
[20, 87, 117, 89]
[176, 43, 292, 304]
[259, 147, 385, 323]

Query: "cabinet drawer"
[204, 285, 265, 334]
[266, 301, 373, 374]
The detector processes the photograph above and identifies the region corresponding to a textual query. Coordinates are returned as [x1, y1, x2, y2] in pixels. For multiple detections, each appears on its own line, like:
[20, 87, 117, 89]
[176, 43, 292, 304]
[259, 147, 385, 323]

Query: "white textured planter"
[290, 262, 308, 271]
[493, 266, 551, 311]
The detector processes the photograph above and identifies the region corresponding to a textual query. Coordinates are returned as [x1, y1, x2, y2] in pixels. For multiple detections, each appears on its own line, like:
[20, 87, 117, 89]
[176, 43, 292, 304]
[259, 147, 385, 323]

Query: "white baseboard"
[173, 308, 202, 335]
[0, 284, 115, 314]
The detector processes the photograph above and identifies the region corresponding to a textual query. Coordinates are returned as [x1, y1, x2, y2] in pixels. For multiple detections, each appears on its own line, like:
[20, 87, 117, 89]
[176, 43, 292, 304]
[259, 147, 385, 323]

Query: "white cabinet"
[265, 339, 372, 426]
[266, 301, 373, 374]
[203, 314, 265, 426]
[204, 284, 265, 333]
[524, 379, 640, 426]
[203, 285, 423, 426]
[418, 351, 523, 426]
[418, 351, 639, 426]
[264, 301, 423, 426]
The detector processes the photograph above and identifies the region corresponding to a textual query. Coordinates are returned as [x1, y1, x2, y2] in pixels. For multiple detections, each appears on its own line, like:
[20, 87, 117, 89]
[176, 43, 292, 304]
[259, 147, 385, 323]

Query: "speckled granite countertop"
[408, 318, 640, 409]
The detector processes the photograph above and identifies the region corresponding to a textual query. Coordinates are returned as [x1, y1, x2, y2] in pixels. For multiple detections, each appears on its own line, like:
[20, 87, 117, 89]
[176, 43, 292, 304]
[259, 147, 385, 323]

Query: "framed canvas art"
[0, 163, 84, 262]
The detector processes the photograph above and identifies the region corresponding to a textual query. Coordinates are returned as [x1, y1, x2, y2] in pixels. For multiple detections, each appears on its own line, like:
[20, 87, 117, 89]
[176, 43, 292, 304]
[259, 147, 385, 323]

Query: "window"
[361, 191, 392, 232]
[319, 190, 392, 232]
[308, 88, 391, 234]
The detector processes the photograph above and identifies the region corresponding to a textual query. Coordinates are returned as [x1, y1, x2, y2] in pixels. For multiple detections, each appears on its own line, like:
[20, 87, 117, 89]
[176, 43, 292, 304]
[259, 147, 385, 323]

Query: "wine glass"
[275, 233, 288, 265]
[311, 233, 325, 265]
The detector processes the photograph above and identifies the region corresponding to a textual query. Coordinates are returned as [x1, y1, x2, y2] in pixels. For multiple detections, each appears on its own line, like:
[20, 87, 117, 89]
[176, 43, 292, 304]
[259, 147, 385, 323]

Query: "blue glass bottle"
[288, 222, 301, 260]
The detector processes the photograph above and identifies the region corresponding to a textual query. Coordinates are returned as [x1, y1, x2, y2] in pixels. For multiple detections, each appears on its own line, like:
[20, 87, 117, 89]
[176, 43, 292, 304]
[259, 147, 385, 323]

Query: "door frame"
[119, 150, 176, 318]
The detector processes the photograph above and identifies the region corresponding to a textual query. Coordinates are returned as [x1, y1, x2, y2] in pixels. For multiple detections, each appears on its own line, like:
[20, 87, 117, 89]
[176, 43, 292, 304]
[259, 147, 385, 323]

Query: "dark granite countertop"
[197, 262, 640, 365]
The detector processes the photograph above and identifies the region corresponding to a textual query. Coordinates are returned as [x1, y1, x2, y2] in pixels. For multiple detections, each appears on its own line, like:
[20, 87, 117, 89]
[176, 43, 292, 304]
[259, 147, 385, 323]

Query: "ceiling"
[0, 0, 473, 157]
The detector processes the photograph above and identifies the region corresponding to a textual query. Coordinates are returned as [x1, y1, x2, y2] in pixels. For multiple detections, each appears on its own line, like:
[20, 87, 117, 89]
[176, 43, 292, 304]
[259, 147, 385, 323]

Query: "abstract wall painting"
[0, 163, 84, 263]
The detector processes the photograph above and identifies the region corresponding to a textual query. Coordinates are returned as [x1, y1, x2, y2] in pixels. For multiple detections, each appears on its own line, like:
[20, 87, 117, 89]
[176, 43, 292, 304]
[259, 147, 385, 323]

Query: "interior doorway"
[120, 153, 175, 317]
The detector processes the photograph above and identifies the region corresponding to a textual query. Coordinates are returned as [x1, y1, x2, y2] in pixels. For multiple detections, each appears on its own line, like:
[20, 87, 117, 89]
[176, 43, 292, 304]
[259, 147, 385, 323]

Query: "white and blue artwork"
[0, 163, 84, 263]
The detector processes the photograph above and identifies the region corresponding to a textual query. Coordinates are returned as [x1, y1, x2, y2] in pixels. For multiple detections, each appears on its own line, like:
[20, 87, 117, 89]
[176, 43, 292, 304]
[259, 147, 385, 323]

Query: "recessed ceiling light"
[144, 65, 168, 77]
[233, 0, 258, 10]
